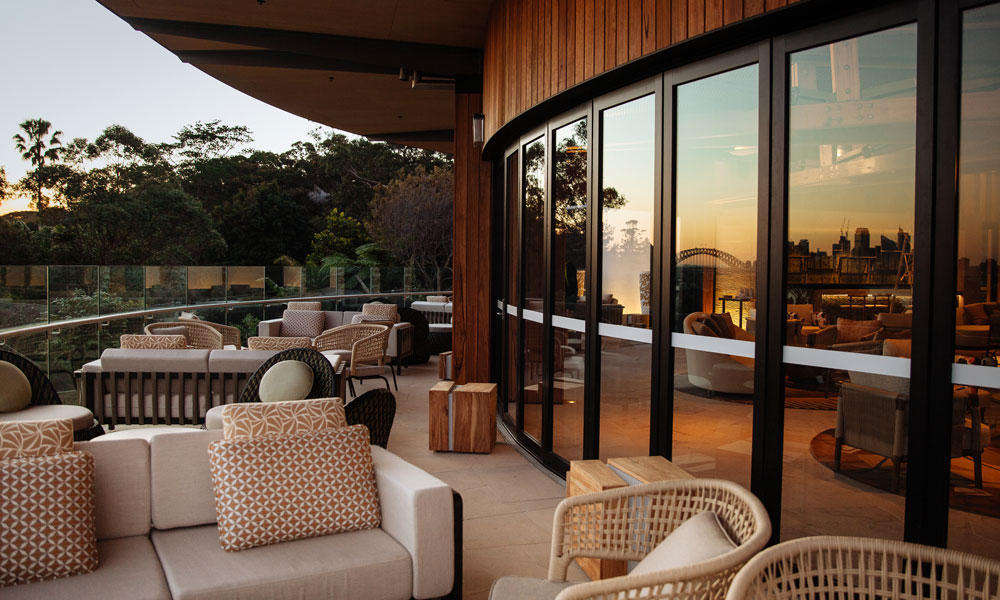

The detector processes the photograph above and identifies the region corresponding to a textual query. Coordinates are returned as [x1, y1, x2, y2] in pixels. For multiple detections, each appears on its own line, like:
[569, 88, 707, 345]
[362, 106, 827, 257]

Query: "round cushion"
[258, 360, 314, 402]
[0, 361, 32, 413]
[205, 405, 225, 430]
[0, 403, 94, 431]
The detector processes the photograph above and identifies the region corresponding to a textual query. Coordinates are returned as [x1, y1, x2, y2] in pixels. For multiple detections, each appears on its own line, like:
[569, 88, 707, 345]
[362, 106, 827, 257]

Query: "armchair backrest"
[146, 321, 224, 350]
[361, 303, 399, 323]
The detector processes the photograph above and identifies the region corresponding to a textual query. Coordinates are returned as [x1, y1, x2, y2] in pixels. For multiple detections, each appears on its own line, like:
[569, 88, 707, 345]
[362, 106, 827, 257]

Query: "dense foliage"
[1, 119, 453, 280]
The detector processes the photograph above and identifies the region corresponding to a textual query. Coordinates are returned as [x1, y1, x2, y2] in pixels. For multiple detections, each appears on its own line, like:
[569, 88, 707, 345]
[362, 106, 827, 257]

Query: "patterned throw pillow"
[247, 336, 312, 351]
[208, 424, 380, 552]
[0, 451, 98, 586]
[286, 302, 322, 311]
[119, 334, 187, 350]
[221, 398, 346, 440]
[0, 420, 75, 460]
[361, 303, 398, 322]
[281, 310, 327, 338]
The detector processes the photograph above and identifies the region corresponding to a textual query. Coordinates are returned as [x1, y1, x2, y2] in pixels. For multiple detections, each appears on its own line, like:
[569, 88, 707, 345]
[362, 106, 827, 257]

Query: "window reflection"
[553, 119, 588, 459]
[505, 153, 519, 419]
[782, 25, 917, 542]
[599, 94, 654, 458]
[672, 65, 758, 487]
[950, 1, 1000, 557]
[523, 137, 545, 443]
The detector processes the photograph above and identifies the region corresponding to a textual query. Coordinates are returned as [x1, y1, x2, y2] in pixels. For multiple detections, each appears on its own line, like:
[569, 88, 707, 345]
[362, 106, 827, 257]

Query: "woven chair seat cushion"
[321, 349, 352, 364]
[353, 364, 388, 377]
[0, 403, 95, 431]
[489, 576, 575, 600]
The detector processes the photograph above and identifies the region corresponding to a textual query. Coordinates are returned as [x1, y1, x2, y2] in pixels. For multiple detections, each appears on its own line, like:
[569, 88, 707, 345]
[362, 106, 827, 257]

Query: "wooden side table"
[428, 381, 496, 453]
[566, 456, 693, 581]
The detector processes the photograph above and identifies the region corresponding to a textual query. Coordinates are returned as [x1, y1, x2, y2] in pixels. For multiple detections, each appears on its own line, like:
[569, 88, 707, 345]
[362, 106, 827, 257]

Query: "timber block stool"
[566, 456, 693, 581]
[429, 381, 496, 453]
[438, 351, 453, 380]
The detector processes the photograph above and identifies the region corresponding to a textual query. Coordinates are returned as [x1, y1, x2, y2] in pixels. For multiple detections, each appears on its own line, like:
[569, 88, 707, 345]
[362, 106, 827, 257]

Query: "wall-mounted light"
[473, 113, 485, 144]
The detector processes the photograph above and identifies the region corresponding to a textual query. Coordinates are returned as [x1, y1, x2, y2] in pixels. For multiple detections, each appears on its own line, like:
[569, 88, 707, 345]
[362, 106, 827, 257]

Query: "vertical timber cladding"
[453, 92, 493, 385]
[483, 0, 795, 141]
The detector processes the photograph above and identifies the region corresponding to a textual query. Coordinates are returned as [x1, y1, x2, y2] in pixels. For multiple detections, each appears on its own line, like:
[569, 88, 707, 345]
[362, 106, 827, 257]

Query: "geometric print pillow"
[119, 334, 187, 350]
[0, 451, 98, 586]
[0, 420, 75, 460]
[208, 424, 380, 552]
[221, 398, 346, 441]
[280, 310, 327, 338]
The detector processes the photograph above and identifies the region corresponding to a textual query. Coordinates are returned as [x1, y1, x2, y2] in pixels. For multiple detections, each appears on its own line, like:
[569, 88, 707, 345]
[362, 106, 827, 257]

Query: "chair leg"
[378, 376, 391, 391]
[834, 438, 843, 471]
[348, 377, 356, 398]
[975, 453, 984, 489]
[390, 365, 398, 391]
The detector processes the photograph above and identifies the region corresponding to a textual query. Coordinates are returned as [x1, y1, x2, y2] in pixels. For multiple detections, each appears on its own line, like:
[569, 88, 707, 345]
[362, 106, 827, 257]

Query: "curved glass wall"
[493, 0, 1000, 555]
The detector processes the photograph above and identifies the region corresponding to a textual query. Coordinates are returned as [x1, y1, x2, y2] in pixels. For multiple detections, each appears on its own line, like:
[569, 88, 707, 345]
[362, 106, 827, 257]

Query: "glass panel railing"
[0, 265, 48, 331]
[48, 265, 99, 322]
[146, 266, 186, 308]
[187, 266, 226, 305]
[99, 266, 144, 314]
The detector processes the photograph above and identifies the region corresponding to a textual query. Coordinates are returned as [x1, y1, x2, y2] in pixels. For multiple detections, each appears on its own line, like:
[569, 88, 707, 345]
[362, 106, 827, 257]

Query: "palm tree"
[13, 118, 63, 210]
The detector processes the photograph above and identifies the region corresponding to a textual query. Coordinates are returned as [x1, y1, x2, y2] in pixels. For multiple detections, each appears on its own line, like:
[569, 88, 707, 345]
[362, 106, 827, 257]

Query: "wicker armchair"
[145, 321, 223, 350]
[237, 348, 340, 403]
[491, 479, 771, 600]
[360, 302, 399, 322]
[726, 536, 1000, 600]
[0, 348, 103, 441]
[345, 388, 396, 448]
[179, 315, 242, 348]
[315, 324, 394, 396]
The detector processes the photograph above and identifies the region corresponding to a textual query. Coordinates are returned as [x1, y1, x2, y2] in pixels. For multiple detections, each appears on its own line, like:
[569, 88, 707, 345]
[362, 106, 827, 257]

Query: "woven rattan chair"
[345, 388, 396, 448]
[0, 348, 103, 441]
[179, 315, 242, 348]
[145, 321, 223, 350]
[361, 302, 399, 322]
[726, 536, 1000, 600]
[314, 323, 394, 396]
[237, 348, 338, 403]
[490, 479, 771, 600]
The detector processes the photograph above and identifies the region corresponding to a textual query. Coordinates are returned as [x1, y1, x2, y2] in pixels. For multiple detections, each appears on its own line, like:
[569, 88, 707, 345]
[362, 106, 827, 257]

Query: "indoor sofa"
[3, 429, 460, 600]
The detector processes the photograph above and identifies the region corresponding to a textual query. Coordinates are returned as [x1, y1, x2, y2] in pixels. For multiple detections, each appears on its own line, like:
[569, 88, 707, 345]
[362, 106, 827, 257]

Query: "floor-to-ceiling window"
[598, 92, 656, 459]
[780, 24, 917, 541]
[671, 63, 759, 486]
[522, 136, 546, 443]
[949, 0, 1000, 556]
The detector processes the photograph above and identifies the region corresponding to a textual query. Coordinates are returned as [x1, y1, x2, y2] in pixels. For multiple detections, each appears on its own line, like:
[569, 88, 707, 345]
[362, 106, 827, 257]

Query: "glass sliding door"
[522, 136, 546, 443]
[598, 93, 655, 458]
[671, 64, 758, 485]
[781, 25, 917, 541]
[949, 1, 1000, 556]
[505, 152, 520, 420]
[552, 118, 588, 460]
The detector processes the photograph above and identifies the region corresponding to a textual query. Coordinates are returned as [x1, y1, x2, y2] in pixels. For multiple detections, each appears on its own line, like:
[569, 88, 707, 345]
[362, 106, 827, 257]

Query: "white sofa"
[4, 429, 460, 600]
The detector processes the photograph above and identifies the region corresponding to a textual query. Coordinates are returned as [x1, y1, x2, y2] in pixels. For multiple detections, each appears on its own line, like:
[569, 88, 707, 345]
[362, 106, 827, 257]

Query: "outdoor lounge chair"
[179, 314, 242, 348]
[315, 323, 394, 396]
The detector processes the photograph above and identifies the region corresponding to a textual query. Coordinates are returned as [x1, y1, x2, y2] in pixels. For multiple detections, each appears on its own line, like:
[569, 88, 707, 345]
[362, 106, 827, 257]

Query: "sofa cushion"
[0, 404, 94, 433]
[0, 451, 98, 586]
[208, 350, 277, 373]
[208, 425, 380, 552]
[630, 511, 736, 576]
[75, 438, 151, 540]
[120, 334, 188, 350]
[965, 303, 989, 325]
[281, 310, 326, 338]
[690, 320, 718, 337]
[151, 525, 412, 600]
[0, 360, 32, 413]
[0, 536, 171, 600]
[488, 576, 576, 600]
[101, 348, 211, 373]
[0, 419, 74, 459]
[352, 314, 395, 326]
[709, 313, 736, 338]
[221, 398, 346, 440]
[836, 318, 881, 343]
[258, 360, 314, 402]
[149, 429, 222, 530]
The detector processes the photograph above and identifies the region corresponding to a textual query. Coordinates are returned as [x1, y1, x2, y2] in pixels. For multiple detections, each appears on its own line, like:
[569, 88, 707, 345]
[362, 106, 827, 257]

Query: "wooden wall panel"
[483, 0, 796, 141]
[453, 92, 493, 385]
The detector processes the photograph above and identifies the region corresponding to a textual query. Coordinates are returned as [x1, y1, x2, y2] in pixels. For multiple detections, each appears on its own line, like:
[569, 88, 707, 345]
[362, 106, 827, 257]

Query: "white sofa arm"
[387, 322, 414, 359]
[371, 445, 456, 599]
[258, 318, 282, 337]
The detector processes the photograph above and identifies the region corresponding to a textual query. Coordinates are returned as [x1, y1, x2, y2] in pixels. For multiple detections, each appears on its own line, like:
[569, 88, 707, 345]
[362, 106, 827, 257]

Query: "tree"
[366, 166, 453, 290]
[309, 209, 370, 265]
[172, 120, 252, 161]
[0, 166, 8, 207]
[220, 180, 315, 265]
[12, 118, 63, 210]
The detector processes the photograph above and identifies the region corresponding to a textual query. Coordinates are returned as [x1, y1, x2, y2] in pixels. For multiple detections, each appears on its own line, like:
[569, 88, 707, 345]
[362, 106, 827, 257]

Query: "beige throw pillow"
[281, 310, 327, 338]
[208, 424, 381, 552]
[258, 360, 314, 402]
[0, 451, 98, 586]
[0, 361, 31, 413]
[0, 420, 75, 460]
[630, 511, 736, 576]
[221, 398, 346, 440]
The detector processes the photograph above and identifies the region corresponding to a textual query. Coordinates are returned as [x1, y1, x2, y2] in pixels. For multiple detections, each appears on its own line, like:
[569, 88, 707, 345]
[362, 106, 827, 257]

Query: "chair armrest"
[258, 319, 282, 337]
[830, 340, 882, 354]
[371, 445, 455, 599]
[809, 325, 837, 347]
[387, 323, 414, 358]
